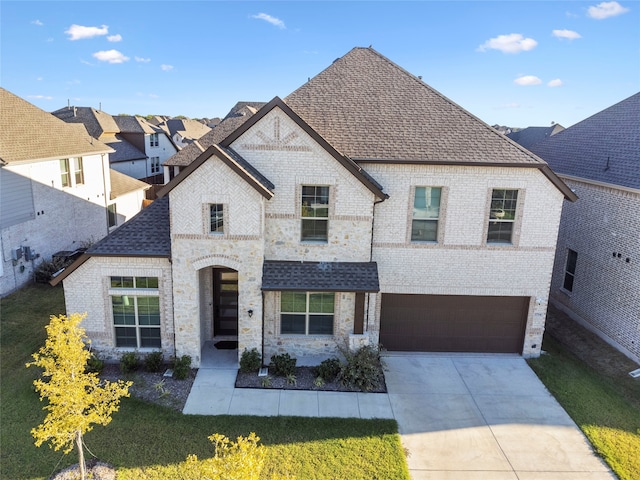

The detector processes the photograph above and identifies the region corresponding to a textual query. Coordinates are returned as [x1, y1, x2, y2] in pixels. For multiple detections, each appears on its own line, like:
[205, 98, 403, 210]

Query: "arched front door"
[213, 268, 238, 336]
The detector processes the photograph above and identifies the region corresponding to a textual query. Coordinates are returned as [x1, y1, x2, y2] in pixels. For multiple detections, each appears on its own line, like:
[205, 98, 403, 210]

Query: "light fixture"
[248, 309, 254, 318]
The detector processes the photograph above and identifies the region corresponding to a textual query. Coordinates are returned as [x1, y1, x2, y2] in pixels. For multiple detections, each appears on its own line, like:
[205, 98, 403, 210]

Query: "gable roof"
[159, 118, 211, 143]
[113, 115, 159, 134]
[506, 125, 565, 151]
[109, 169, 150, 199]
[51, 106, 120, 138]
[220, 97, 387, 199]
[50, 197, 171, 286]
[102, 134, 147, 163]
[0, 88, 112, 164]
[529, 93, 640, 191]
[164, 101, 266, 167]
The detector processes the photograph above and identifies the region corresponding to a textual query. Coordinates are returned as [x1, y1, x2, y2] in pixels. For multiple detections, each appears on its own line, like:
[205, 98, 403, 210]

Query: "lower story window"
[281, 291, 334, 335]
[563, 249, 578, 292]
[112, 295, 161, 348]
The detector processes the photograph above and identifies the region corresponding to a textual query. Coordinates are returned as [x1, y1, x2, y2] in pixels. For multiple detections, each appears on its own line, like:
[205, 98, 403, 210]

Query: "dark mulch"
[235, 366, 387, 393]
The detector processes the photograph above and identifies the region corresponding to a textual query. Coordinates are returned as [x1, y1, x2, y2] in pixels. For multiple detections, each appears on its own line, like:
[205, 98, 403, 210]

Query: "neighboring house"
[113, 115, 177, 184]
[507, 124, 565, 151]
[162, 102, 266, 183]
[0, 89, 113, 296]
[108, 170, 150, 231]
[52, 107, 150, 183]
[528, 93, 640, 362]
[157, 118, 211, 150]
[53, 48, 576, 367]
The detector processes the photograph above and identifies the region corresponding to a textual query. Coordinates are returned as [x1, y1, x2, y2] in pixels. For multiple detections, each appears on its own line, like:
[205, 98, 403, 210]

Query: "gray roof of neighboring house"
[160, 118, 211, 142]
[102, 134, 147, 163]
[529, 93, 640, 190]
[506, 125, 565, 151]
[51, 106, 120, 139]
[0, 88, 112, 164]
[262, 260, 380, 292]
[284, 47, 547, 166]
[164, 102, 266, 167]
[110, 169, 150, 199]
[113, 115, 159, 134]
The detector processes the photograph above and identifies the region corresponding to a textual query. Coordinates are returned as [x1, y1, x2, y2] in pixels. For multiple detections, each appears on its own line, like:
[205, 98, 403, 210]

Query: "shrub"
[85, 353, 104, 374]
[172, 355, 192, 380]
[120, 352, 139, 373]
[239, 348, 261, 373]
[338, 344, 383, 392]
[270, 353, 296, 377]
[313, 357, 341, 382]
[144, 351, 164, 372]
[33, 257, 68, 283]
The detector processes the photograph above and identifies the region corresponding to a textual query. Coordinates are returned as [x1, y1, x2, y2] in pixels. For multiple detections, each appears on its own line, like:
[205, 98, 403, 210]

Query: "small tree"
[26, 313, 132, 480]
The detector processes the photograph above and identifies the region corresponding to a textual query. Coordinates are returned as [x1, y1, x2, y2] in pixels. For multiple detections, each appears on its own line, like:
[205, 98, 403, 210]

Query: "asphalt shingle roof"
[262, 260, 380, 292]
[109, 169, 150, 199]
[506, 125, 565, 151]
[529, 93, 640, 190]
[160, 118, 211, 142]
[51, 106, 120, 138]
[103, 134, 147, 163]
[284, 47, 546, 165]
[113, 115, 159, 134]
[0, 89, 112, 164]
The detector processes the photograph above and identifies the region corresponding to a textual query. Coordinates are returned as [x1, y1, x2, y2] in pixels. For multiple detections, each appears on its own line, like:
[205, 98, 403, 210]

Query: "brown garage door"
[379, 294, 529, 353]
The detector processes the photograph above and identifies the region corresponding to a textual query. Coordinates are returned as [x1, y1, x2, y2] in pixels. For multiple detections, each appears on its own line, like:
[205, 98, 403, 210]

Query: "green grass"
[1, 284, 409, 480]
[529, 335, 640, 480]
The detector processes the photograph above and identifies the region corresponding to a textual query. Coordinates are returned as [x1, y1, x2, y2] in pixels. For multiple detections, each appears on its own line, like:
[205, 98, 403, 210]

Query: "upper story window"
[301, 185, 329, 242]
[73, 157, 84, 185]
[60, 159, 70, 188]
[149, 133, 159, 147]
[150, 157, 160, 174]
[60, 157, 84, 188]
[411, 186, 441, 242]
[487, 189, 518, 244]
[210, 204, 224, 233]
[563, 249, 578, 292]
[110, 276, 160, 348]
[107, 203, 117, 228]
[280, 291, 334, 335]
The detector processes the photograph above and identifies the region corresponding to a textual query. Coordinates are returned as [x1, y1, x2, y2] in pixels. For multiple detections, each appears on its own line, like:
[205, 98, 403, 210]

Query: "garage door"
[379, 294, 529, 353]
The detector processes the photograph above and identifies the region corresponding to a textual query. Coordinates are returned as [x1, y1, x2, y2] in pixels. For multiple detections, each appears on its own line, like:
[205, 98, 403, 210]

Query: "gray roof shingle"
[529, 93, 640, 190]
[109, 169, 150, 199]
[262, 260, 380, 292]
[103, 134, 147, 163]
[506, 125, 565, 151]
[51, 106, 120, 138]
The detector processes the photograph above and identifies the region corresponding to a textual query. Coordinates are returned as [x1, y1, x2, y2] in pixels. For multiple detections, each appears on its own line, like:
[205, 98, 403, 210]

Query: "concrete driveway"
[383, 354, 615, 480]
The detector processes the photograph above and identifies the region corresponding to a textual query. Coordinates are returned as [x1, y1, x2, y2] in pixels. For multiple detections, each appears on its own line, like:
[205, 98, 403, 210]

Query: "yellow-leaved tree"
[26, 313, 132, 480]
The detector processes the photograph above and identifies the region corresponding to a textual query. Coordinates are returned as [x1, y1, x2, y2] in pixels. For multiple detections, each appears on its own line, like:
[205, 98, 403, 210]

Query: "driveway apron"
[383, 354, 616, 480]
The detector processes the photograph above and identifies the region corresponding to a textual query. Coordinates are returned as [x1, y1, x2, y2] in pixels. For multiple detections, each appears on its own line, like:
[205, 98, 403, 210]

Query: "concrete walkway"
[183, 345, 615, 479]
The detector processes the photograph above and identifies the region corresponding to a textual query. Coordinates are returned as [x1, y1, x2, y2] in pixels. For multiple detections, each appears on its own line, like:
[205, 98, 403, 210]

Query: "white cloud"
[514, 75, 542, 86]
[160, 64, 174, 71]
[588, 1, 629, 19]
[148, 93, 159, 99]
[477, 33, 538, 53]
[92, 49, 129, 64]
[552, 29, 582, 40]
[548, 79, 563, 87]
[251, 13, 286, 29]
[31, 20, 43, 26]
[66, 24, 109, 40]
[27, 94, 53, 100]
[135, 56, 151, 63]
[107, 34, 122, 42]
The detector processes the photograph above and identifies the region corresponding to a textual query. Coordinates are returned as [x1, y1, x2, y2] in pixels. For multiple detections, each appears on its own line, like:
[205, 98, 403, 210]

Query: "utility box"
[11, 247, 23, 261]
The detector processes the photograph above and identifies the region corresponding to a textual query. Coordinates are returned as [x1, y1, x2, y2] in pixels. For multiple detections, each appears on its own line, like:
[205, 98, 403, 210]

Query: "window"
[150, 157, 160, 174]
[281, 292, 334, 335]
[563, 249, 578, 292]
[73, 157, 84, 185]
[107, 203, 117, 228]
[149, 133, 159, 147]
[60, 159, 70, 187]
[411, 187, 441, 242]
[110, 276, 160, 348]
[487, 189, 518, 244]
[301, 186, 329, 242]
[210, 204, 224, 233]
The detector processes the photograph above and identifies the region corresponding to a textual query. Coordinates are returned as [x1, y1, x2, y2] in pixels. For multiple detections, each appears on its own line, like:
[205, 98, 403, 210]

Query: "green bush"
[338, 344, 382, 392]
[270, 353, 296, 377]
[120, 351, 139, 373]
[85, 352, 104, 373]
[313, 357, 341, 382]
[239, 348, 262, 373]
[33, 258, 68, 283]
[144, 351, 164, 372]
[172, 355, 192, 380]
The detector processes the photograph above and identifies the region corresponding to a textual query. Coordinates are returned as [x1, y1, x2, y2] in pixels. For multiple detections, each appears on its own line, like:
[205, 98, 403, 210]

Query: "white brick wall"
[551, 178, 640, 360]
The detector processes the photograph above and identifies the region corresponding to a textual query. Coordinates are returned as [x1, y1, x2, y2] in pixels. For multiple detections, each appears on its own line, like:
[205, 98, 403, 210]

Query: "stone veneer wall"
[364, 163, 566, 357]
[62, 256, 174, 362]
[550, 178, 640, 361]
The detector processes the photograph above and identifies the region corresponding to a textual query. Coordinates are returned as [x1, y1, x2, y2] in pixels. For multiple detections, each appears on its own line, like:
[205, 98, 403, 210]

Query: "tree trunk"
[76, 430, 86, 480]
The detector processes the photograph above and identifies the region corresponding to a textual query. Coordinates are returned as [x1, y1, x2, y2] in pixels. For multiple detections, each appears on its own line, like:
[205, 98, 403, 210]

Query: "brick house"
[53, 48, 576, 367]
[529, 93, 640, 362]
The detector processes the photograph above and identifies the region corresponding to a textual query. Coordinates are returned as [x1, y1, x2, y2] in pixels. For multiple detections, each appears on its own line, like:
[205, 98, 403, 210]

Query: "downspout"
[261, 291, 266, 367]
[100, 153, 110, 232]
[367, 197, 386, 332]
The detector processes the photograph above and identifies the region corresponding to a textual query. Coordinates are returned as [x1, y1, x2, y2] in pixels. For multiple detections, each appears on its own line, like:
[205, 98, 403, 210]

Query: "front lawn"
[0, 284, 409, 479]
[529, 335, 640, 480]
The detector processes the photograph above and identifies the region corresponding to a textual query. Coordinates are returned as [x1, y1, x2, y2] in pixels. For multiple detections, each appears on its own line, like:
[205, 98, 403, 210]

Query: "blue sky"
[2, 1, 638, 128]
